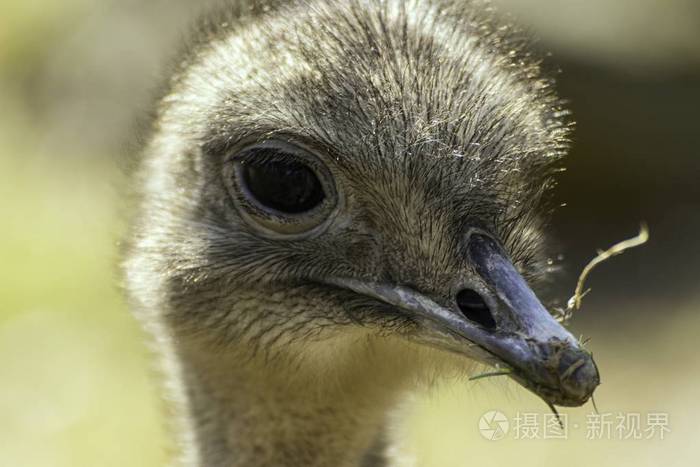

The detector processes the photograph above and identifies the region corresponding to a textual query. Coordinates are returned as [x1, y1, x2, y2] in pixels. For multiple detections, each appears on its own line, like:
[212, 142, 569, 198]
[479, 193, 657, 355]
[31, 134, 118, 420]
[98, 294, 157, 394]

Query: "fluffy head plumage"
[126, 0, 571, 359]
[123, 2, 576, 465]
[126, 0, 579, 405]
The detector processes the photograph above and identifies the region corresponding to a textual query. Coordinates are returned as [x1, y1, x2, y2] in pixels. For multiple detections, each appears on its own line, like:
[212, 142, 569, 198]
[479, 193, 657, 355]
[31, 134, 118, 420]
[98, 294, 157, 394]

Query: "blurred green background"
[1, 1, 698, 466]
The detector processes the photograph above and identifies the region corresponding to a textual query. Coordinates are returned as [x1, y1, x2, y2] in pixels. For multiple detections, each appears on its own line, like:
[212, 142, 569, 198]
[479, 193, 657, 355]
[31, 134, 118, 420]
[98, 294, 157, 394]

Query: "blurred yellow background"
[1, 1, 698, 466]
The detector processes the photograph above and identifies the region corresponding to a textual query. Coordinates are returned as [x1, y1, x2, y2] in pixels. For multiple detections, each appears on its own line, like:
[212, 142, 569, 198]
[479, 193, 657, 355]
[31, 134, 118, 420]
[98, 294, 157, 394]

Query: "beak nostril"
[456, 289, 497, 330]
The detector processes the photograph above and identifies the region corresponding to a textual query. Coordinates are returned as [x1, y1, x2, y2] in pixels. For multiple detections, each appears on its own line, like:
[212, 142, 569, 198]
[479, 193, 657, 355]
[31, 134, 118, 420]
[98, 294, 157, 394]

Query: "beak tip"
[559, 355, 600, 405]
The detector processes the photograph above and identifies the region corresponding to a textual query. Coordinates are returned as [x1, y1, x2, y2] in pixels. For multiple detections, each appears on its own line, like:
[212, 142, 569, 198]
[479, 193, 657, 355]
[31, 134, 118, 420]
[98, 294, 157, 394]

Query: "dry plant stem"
[567, 224, 650, 312]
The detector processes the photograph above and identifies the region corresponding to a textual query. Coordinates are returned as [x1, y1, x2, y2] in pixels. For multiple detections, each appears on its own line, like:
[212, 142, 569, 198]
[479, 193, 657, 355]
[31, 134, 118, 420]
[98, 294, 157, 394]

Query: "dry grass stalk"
[556, 224, 649, 323]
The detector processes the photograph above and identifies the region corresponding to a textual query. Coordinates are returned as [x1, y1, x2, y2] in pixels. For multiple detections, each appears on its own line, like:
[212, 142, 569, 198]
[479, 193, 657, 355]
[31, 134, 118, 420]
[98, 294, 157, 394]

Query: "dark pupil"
[240, 155, 325, 214]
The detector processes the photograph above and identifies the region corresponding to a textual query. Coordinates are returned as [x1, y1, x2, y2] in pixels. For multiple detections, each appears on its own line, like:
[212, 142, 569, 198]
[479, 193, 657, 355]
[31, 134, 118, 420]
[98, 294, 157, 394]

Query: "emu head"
[126, 0, 599, 408]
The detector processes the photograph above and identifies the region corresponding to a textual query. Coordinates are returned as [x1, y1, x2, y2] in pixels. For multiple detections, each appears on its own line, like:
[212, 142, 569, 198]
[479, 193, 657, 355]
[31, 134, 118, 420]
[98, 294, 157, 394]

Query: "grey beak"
[326, 233, 599, 407]
[467, 233, 599, 406]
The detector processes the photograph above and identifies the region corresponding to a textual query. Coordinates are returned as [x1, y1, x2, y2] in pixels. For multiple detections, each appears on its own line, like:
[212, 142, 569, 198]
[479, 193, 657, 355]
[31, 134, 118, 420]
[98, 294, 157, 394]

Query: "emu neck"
[174, 335, 413, 467]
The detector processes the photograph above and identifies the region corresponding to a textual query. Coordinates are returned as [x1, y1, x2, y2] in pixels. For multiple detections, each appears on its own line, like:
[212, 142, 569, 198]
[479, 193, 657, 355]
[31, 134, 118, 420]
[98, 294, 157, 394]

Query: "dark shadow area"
[549, 61, 699, 312]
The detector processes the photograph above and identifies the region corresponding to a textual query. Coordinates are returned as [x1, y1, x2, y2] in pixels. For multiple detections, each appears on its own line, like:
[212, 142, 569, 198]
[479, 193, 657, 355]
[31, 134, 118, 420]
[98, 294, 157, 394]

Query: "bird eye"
[239, 158, 324, 214]
[225, 140, 338, 237]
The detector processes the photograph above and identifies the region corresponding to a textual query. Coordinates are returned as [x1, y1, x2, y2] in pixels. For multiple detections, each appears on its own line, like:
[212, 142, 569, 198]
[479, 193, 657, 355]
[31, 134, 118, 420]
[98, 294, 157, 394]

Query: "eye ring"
[224, 139, 340, 238]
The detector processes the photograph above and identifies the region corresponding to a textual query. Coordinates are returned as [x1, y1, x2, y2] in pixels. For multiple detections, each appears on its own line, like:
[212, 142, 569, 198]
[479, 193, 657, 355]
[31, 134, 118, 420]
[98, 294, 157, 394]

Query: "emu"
[124, 1, 599, 466]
